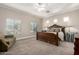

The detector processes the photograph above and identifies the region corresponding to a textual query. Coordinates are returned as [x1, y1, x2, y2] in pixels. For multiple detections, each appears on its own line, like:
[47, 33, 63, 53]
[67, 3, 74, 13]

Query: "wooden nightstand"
[74, 34, 79, 55]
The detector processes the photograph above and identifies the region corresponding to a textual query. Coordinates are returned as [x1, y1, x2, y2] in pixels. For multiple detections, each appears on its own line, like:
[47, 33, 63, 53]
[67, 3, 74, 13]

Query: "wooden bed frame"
[37, 32, 61, 46]
[36, 24, 65, 46]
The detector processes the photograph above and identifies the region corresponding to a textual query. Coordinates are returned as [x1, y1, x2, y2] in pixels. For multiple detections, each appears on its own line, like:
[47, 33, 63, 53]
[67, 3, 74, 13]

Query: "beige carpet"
[3, 37, 74, 55]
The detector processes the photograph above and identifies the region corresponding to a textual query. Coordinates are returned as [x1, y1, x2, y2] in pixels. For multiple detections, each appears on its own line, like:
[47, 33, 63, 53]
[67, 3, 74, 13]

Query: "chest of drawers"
[74, 38, 79, 55]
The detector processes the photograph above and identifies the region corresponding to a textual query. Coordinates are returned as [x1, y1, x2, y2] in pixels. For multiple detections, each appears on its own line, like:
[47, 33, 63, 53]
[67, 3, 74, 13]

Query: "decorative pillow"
[49, 28, 61, 32]
[54, 28, 61, 32]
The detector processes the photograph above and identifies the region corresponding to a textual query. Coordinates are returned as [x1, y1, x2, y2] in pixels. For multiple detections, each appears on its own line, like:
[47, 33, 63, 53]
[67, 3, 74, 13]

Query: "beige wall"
[43, 9, 79, 33]
[0, 7, 42, 39]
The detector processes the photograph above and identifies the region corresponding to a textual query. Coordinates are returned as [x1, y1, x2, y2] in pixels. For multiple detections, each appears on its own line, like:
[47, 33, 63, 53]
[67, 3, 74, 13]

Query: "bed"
[36, 24, 65, 46]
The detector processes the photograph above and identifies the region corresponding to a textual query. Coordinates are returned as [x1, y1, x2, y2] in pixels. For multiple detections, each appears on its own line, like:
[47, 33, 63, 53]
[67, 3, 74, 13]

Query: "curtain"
[65, 32, 75, 42]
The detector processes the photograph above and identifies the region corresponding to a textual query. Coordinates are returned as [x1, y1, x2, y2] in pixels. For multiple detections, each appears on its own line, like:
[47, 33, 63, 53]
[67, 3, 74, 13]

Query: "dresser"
[74, 34, 79, 55]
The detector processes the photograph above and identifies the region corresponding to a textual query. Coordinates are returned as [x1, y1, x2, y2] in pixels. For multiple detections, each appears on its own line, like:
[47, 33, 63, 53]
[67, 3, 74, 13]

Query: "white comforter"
[58, 32, 64, 41]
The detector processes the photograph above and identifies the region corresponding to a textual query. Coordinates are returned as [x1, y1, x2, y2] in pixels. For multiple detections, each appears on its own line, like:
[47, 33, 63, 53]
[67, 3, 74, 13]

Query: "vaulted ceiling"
[1, 3, 79, 18]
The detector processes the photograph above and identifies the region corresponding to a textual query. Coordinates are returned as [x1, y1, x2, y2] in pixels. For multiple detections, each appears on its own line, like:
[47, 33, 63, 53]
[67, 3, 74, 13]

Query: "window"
[31, 21, 37, 32]
[5, 18, 21, 35]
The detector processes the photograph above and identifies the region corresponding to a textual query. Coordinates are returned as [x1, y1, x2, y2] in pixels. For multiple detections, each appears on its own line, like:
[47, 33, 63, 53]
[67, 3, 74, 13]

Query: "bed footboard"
[36, 32, 61, 46]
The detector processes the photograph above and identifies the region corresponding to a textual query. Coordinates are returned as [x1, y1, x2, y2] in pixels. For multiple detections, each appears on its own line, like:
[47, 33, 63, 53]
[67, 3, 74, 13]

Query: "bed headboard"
[48, 24, 65, 40]
[48, 24, 65, 32]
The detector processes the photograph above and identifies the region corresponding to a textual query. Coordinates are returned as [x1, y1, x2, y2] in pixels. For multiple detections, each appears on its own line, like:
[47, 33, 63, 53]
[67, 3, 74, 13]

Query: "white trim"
[16, 35, 36, 40]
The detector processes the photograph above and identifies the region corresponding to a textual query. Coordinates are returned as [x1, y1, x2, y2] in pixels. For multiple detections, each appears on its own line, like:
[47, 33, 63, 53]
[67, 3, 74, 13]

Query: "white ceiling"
[1, 3, 79, 18]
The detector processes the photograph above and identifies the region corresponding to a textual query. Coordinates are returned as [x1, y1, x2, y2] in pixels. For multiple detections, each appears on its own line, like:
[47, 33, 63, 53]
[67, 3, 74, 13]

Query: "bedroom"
[0, 3, 79, 55]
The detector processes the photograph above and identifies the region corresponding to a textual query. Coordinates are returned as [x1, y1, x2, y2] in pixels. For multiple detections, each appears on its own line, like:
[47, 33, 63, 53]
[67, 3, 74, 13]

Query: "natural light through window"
[5, 18, 21, 35]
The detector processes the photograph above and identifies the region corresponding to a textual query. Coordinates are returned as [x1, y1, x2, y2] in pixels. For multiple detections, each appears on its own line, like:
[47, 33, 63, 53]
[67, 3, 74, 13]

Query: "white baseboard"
[16, 35, 36, 40]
